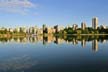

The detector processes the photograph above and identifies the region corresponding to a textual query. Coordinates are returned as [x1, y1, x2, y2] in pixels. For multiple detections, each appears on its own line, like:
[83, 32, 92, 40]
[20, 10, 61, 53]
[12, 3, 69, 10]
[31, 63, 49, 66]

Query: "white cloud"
[0, 0, 38, 15]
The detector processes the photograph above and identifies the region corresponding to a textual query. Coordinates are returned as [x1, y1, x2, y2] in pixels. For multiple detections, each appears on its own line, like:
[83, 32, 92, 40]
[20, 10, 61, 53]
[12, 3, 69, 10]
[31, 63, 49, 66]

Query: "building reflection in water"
[92, 39, 98, 52]
[0, 35, 108, 52]
[72, 38, 78, 45]
[81, 39, 86, 48]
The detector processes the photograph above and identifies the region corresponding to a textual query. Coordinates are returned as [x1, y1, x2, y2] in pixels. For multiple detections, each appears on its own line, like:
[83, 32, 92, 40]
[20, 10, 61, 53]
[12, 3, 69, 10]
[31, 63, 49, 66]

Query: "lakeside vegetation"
[56, 27, 108, 35]
[0, 27, 108, 36]
[0, 29, 26, 37]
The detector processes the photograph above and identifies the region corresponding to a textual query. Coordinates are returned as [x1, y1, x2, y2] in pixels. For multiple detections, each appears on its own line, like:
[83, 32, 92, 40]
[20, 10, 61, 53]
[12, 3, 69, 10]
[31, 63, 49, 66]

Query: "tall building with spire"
[92, 17, 98, 29]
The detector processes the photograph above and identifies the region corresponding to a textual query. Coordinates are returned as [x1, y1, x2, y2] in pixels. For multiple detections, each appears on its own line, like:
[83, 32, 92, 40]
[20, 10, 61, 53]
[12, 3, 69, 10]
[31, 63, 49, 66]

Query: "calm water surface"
[0, 35, 108, 72]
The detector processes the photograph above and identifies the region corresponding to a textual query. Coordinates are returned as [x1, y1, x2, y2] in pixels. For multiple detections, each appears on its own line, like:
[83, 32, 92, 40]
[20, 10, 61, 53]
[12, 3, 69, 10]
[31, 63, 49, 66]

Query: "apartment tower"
[92, 17, 98, 29]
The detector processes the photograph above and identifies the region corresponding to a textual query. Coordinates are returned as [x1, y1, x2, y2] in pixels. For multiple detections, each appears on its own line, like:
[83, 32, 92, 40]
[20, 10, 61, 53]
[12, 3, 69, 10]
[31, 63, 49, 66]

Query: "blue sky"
[0, 0, 108, 28]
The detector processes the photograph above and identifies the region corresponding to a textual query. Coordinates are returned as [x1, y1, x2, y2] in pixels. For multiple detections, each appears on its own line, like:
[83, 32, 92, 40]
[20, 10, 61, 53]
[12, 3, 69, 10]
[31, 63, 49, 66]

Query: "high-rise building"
[43, 24, 48, 33]
[20, 27, 27, 33]
[81, 22, 86, 30]
[14, 27, 20, 32]
[37, 28, 43, 35]
[8, 28, 14, 32]
[73, 24, 78, 30]
[29, 27, 33, 34]
[92, 17, 98, 29]
[54, 25, 58, 33]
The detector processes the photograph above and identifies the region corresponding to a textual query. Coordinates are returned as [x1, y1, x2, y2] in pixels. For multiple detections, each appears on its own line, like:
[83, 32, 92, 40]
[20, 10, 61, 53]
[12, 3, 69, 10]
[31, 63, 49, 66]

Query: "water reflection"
[0, 35, 108, 52]
[0, 55, 38, 72]
[92, 39, 98, 52]
[0, 35, 108, 72]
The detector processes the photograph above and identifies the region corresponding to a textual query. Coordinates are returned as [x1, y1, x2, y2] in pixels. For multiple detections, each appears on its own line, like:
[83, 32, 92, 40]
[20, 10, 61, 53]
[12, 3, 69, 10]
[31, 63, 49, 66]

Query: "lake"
[0, 35, 108, 72]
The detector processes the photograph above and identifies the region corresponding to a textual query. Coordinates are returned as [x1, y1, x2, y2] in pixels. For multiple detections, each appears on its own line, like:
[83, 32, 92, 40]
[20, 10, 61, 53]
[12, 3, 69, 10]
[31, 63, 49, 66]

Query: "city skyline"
[0, 17, 108, 37]
[0, 17, 107, 29]
[0, 0, 108, 27]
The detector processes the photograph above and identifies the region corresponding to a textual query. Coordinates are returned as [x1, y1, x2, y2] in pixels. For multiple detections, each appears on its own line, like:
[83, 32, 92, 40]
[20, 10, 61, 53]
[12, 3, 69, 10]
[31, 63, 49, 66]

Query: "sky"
[0, 0, 108, 28]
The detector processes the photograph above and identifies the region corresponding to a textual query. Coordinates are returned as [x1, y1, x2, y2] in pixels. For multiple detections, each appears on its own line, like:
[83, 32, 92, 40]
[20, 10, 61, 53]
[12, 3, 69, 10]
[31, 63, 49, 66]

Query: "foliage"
[58, 27, 108, 35]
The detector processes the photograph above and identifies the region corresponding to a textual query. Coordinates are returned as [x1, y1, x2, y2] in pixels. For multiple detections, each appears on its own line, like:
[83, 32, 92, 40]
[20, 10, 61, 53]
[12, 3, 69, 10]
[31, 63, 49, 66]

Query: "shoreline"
[54, 34, 108, 36]
[67, 34, 108, 36]
[0, 33, 108, 37]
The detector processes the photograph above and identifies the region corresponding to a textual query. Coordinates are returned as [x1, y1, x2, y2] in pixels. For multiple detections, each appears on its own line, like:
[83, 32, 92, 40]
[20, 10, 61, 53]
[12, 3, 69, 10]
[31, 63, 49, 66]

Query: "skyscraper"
[92, 17, 98, 29]
[81, 22, 86, 30]
[73, 24, 78, 30]
[43, 24, 48, 34]
[54, 25, 58, 33]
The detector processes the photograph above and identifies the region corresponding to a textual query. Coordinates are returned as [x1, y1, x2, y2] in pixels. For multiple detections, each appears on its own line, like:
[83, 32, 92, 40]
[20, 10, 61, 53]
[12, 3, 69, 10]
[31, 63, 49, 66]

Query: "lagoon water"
[0, 35, 108, 72]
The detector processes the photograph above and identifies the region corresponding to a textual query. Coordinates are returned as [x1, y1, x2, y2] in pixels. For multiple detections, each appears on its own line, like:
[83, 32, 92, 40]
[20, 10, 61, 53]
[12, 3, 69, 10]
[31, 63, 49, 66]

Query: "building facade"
[73, 24, 78, 30]
[92, 17, 98, 29]
[81, 22, 86, 30]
